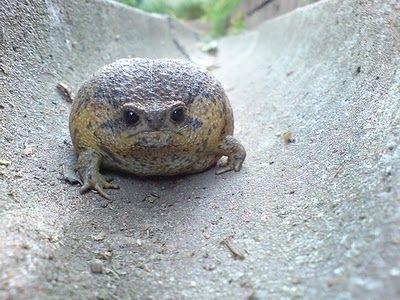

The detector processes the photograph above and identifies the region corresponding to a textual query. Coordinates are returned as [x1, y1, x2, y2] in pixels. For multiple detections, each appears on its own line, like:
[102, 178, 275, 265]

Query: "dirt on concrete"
[0, 0, 399, 299]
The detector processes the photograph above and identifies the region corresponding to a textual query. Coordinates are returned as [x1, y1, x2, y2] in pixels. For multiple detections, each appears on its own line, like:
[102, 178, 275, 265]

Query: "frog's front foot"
[77, 149, 119, 199]
[215, 135, 246, 175]
[80, 172, 119, 199]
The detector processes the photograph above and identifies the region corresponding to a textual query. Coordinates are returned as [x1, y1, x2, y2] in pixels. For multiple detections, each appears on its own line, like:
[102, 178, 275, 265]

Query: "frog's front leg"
[215, 136, 246, 175]
[76, 149, 119, 199]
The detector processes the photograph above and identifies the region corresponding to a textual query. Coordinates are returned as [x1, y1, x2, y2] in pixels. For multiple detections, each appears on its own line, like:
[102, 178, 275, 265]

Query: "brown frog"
[69, 58, 246, 198]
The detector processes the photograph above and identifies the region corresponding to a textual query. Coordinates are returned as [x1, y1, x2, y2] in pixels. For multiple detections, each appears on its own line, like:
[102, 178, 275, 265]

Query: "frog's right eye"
[124, 110, 140, 125]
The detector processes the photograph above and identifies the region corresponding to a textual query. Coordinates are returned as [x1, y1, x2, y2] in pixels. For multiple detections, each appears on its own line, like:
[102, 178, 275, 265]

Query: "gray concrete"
[238, 0, 320, 27]
[0, 0, 399, 299]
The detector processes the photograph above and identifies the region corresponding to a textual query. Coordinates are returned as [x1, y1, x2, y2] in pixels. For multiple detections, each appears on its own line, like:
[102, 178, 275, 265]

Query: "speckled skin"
[69, 58, 246, 198]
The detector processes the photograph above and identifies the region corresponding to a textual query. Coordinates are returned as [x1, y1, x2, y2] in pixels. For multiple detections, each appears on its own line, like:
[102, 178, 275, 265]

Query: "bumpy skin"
[69, 58, 246, 198]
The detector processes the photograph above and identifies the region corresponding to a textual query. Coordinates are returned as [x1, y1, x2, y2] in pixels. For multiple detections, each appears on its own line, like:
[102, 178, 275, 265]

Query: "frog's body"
[69, 58, 246, 198]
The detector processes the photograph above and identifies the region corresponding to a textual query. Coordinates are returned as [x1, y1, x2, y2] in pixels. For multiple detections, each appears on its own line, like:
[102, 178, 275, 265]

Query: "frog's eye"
[170, 107, 185, 123]
[124, 110, 140, 125]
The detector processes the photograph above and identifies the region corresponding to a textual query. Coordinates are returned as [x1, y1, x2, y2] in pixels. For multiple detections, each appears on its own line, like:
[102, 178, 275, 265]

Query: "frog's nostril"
[147, 116, 162, 130]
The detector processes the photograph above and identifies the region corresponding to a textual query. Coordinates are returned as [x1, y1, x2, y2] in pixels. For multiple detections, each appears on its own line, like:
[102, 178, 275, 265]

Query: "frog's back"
[72, 58, 226, 108]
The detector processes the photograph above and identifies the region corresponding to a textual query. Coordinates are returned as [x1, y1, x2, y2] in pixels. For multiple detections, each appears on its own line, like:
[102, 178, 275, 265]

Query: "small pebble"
[22, 144, 33, 156]
[100, 200, 109, 208]
[281, 129, 295, 143]
[143, 192, 160, 203]
[92, 231, 106, 241]
[202, 264, 216, 271]
[0, 159, 11, 166]
[200, 40, 218, 56]
[90, 260, 104, 274]
[20, 242, 31, 250]
[190, 281, 197, 287]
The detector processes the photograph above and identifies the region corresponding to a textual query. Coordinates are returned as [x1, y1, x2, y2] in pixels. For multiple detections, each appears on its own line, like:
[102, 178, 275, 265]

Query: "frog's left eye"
[170, 107, 185, 123]
[124, 110, 140, 125]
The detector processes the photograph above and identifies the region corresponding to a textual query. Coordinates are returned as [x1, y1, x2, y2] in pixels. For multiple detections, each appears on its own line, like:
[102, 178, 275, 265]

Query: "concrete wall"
[0, 0, 399, 299]
[239, 0, 321, 27]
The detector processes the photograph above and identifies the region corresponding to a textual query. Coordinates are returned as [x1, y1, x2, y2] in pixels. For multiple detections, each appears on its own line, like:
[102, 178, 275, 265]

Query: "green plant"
[116, 0, 244, 37]
[204, 0, 243, 37]
[174, 0, 206, 20]
[230, 9, 244, 33]
[137, 0, 174, 15]
[118, 0, 139, 6]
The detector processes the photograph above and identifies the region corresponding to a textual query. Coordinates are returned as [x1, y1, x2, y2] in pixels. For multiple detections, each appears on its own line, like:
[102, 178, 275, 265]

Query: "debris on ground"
[286, 71, 294, 77]
[143, 192, 160, 203]
[99, 199, 109, 208]
[92, 231, 106, 241]
[104, 267, 120, 279]
[281, 128, 295, 144]
[221, 237, 245, 260]
[90, 259, 104, 274]
[96, 250, 113, 260]
[0, 62, 9, 74]
[137, 264, 152, 273]
[333, 164, 345, 178]
[199, 40, 218, 56]
[0, 159, 11, 166]
[57, 82, 74, 103]
[22, 142, 33, 156]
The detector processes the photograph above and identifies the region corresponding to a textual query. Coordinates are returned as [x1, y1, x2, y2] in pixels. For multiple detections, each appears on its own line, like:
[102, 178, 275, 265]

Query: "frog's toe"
[103, 181, 120, 189]
[80, 182, 111, 199]
[80, 182, 92, 194]
[216, 165, 233, 175]
[100, 174, 119, 189]
[217, 156, 229, 167]
[233, 153, 244, 172]
[94, 185, 111, 199]
[103, 175, 115, 182]
[216, 154, 244, 175]
[79, 172, 119, 199]
[94, 184, 110, 199]
[216, 135, 246, 175]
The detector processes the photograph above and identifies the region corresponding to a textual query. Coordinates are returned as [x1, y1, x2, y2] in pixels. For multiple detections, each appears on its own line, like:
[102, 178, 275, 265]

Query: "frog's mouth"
[131, 131, 173, 148]
[127, 124, 190, 148]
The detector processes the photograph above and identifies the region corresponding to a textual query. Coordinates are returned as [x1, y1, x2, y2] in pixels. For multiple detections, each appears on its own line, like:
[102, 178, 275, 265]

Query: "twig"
[57, 82, 74, 102]
[221, 237, 245, 260]
[333, 164, 344, 178]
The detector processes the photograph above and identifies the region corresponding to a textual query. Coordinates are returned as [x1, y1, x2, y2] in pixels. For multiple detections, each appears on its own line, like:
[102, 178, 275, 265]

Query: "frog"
[69, 58, 246, 199]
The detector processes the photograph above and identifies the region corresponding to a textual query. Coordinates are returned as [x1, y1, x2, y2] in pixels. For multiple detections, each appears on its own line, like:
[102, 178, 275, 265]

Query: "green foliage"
[118, 0, 139, 6]
[174, 0, 206, 20]
[230, 10, 244, 33]
[204, 0, 243, 37]
[137, 0, 174, 15]
[123, 0, 205, 20]
[116, 0, 244, 37]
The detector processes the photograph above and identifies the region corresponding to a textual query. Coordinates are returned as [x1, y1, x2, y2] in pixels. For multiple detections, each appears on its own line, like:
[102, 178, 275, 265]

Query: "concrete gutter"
[0, 0, 399, 299]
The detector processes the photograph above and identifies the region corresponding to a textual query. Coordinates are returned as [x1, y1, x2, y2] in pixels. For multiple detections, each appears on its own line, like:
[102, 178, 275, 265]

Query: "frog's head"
[83, 58, 225, 154]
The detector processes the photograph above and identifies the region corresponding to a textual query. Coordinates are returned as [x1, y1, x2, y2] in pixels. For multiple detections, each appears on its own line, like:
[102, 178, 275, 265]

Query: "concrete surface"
[0, 0, 399, 299]
[238, 0, 320, 27]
